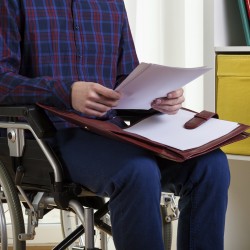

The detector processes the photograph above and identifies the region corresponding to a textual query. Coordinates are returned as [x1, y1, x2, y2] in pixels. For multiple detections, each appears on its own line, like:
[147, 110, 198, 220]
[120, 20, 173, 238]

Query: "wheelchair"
[0, 105, 179, 250]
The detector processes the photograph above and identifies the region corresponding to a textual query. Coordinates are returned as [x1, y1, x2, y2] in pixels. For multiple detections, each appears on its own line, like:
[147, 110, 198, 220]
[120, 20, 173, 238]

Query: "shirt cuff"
[52, 79, 73, 109]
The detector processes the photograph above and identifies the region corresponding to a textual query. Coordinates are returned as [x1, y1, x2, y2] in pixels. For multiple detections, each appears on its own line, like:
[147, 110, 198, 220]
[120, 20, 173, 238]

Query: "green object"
[238, 0, 250, 45]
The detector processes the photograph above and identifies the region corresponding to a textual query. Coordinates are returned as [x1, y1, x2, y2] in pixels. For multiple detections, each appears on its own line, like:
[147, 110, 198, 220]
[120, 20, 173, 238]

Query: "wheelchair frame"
[0, 105, 178, 250]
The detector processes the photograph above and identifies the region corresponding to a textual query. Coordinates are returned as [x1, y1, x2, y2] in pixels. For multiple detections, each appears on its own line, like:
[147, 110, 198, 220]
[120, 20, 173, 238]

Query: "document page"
[115, 63, 211, 109]
[124, 109, 239, 151]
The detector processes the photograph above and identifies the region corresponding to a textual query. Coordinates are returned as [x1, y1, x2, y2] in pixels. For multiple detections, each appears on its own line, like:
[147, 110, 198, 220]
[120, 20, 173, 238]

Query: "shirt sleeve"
[115, 2, 139, 86]
[0, 0, 72, 109]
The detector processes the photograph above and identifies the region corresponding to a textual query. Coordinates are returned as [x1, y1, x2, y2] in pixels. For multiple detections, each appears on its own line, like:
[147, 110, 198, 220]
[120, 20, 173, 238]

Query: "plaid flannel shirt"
[0, 0, 138, 128]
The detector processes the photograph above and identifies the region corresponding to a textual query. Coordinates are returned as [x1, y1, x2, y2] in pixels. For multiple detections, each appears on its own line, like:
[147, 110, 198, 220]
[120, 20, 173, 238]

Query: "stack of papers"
[115, 63, 211, 109]
[124, 109, 239, 151]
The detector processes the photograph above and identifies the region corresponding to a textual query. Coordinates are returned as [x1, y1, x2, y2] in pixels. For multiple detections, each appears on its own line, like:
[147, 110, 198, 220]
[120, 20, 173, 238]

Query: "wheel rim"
[0, 187, 16, 250]
[0, 198, 8, 249]
[0, 160, 26, 250]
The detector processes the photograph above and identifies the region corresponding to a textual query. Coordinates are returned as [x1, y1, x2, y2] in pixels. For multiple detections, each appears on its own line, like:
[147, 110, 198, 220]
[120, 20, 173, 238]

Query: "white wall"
[225, 160, 250, 250]
[125, 0, 205, 112]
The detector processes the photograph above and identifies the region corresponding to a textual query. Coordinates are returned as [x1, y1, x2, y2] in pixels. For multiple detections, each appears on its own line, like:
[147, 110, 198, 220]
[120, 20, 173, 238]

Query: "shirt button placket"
[78, 52, 82, 58]
[75, 25, 82, 57]
[72, 0, 84, 77]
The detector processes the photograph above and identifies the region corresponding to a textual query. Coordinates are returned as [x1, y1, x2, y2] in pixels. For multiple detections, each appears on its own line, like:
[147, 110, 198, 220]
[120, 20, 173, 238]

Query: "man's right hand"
[71, 81, 121, 117]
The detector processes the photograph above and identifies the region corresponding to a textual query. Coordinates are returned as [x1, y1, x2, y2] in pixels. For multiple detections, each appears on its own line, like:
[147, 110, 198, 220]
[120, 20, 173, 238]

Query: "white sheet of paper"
[124, 109, 239, 151]
[115, 63, 211, 109]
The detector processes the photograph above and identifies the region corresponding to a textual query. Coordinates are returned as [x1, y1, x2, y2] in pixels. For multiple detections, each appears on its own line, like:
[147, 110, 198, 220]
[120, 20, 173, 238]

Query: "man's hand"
[71, 81, 121, 117]
[151, 88, 185, 115]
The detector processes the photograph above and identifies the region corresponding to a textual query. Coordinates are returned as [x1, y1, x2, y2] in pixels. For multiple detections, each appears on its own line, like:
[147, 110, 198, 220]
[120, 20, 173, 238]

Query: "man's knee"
[195, 149, 230, 188]
[114, 156, 162, 194]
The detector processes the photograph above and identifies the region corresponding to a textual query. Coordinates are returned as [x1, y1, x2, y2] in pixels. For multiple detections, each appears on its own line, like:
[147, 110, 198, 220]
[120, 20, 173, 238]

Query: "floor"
[27, 248, 52, 250]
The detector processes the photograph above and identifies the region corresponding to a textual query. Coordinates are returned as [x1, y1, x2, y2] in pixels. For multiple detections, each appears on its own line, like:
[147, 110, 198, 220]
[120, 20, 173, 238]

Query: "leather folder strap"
[184, 110, 218, 129]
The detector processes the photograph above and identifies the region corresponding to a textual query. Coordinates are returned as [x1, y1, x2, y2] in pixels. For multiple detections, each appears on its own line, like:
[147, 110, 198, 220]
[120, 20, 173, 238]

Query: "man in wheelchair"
[0, 1, 230, 250]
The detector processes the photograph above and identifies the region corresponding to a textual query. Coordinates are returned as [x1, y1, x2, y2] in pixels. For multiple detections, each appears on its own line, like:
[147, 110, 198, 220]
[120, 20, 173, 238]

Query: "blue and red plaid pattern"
[0, 0, 138, 128]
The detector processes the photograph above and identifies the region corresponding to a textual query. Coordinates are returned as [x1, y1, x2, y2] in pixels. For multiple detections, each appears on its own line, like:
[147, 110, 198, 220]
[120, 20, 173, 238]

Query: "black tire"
[0, 160, 26, 250]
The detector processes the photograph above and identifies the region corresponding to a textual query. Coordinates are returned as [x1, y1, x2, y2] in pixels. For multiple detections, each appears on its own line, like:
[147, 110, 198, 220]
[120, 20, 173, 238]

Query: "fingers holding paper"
[71, 81, 121, 117]
[151, 88, 185, 115]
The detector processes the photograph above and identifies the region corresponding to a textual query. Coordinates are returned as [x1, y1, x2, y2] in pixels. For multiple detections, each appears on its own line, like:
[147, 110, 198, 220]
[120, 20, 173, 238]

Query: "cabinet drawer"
[216, 54, 250, 155]
[217, 54, 250, 76]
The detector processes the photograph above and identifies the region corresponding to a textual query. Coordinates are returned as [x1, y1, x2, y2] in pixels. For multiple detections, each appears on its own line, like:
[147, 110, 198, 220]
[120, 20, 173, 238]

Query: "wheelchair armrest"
[0, 105, 56, 138]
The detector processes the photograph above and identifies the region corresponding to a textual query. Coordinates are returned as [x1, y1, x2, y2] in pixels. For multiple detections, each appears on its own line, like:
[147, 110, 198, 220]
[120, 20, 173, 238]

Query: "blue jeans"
[50, 127, 230, 250]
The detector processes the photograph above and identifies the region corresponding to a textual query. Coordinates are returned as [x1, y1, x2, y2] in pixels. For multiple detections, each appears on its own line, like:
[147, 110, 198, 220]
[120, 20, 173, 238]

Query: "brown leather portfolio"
[38, 104, 250, 162]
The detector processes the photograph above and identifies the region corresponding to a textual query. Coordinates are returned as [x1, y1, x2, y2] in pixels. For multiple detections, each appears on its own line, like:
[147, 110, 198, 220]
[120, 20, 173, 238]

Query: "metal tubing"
[84, 208, 95, 249]
[0, 122, 63, 182]
[52, 225, 84, 250]
[69, 199, 85, 226]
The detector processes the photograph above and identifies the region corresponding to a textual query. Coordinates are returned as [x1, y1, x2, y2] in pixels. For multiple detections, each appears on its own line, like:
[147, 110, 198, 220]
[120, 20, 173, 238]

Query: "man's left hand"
[151, 88, 185, 114]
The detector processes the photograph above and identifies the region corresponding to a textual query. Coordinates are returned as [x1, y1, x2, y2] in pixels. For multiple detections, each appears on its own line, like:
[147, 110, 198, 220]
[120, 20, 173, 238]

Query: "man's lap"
[48, 127, 229, 196]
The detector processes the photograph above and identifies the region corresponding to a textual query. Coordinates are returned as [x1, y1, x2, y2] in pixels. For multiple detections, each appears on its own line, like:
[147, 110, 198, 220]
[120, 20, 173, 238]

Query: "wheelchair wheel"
[0, 161, 26, 250]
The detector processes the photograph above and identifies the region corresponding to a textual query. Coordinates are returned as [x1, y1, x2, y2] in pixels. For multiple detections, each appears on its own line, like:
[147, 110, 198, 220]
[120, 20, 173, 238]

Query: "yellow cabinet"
[216, 54, 250, 155]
